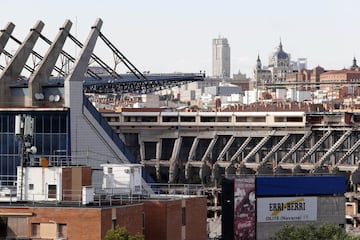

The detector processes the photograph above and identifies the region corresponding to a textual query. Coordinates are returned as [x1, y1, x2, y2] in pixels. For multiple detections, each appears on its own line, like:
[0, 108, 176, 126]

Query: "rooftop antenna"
[16, 115, 37, 201]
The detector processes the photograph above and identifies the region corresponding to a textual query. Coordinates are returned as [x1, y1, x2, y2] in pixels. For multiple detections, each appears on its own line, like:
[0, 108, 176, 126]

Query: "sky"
[1, 0, 360, 77]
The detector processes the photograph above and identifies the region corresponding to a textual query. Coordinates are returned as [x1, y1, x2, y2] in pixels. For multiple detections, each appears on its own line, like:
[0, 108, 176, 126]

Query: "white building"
[200, 93, 214, 109]
[222, 93, 243, 108]
[101, 164, 142, 195]
[243, 89, 258, 104]
[140, 94, 160, 108]
[286, 89, 312, 102]
[16, 165, 93, 203]
[212, 37, 230, 78]
[276, 88, 287, 100]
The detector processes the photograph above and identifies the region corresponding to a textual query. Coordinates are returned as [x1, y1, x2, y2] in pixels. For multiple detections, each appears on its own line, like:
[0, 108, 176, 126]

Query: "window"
[142, 212, 145, 230]
[181, 207, 186, 226]
[162, 116, 178, 122]
[108, 167, 113, 174]
[236, 117, 247, 122]
[31, 223, 40, 237]
[200, 117, 215, 122]
[180, 116, 195, 122]
[216, 117, 231, 122]
[48, 185, 57, 199]
[0, 217, 7, 238]
[58, 224, 67, 238]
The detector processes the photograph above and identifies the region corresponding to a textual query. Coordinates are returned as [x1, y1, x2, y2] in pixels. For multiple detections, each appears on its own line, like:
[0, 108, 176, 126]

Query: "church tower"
[268, 41, 291, 82]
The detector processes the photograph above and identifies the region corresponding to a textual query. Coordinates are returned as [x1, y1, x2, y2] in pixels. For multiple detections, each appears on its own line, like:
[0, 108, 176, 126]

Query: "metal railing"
[0, 183, 209, 207]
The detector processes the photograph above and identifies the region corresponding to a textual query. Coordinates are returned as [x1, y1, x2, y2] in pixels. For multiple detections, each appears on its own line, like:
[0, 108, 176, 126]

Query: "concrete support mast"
[64, 18, 102, 158]
[0, 22, 15, 55]
[0, 21, 44, 106]
[27, 19, 72, 107]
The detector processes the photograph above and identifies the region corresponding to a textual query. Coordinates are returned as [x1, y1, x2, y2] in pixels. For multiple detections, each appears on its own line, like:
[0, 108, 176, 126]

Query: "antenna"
[15, 114, 37, 201]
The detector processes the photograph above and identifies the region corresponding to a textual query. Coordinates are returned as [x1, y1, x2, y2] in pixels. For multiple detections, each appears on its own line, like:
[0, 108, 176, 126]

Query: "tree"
[105, 226, 144, 240]
[272, 223, 360, 240]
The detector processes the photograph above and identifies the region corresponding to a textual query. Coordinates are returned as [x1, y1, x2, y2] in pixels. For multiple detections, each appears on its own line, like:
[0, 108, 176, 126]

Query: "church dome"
[274, 41, 288, 59]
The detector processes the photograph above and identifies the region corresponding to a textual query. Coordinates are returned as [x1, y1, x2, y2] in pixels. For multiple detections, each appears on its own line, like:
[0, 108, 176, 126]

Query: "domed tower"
[252, 54, 272, 90]
[350, 56, 359, 70]
[256, 54, 262, 70]
[268, 41, 291, 82]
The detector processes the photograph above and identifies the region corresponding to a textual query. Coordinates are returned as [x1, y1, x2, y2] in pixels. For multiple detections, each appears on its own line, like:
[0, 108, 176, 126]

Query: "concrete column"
[310, 133, 316, 163]
[0, 21, 44, 106]
[27, 20, 72, 107]
[155, 141, 162, 182]
[188, 137, 199, 161]
[217, 136, 235, 161]
[64, 18, 102, 158]
[139, 141, 145, 161]
[156, 141, 162, 160]
[329, 134, 335, 165]
[0, 22, 15, 55]
[169, 137, 182, 183]
[201, 136, 218, 162]
[64, 18, 102, 108]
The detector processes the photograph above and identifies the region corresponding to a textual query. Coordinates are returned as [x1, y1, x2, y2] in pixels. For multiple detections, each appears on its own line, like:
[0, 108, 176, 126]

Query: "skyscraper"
[212, 37, 230, 78]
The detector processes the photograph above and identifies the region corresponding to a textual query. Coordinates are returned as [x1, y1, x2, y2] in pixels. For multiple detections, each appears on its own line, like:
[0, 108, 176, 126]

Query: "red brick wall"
[143, 201, 168, 240]
[0, 196, 207, 240]
[165, 201, 182, 240]
[115, 204, 144, 237]
[30, 207, 102, 239]
[101, 208, 113, 238]
[62, 166, 92, 201]
[0, 205, 144, 240]
[143, 197, 207, 240]
[185, 197, 207, 240]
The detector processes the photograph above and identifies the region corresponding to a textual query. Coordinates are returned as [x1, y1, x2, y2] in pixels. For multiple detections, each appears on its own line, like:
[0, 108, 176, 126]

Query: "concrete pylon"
[64, 18, 102, 108]
[0, 22, 15, 55]
[0, 20, 44, 106]
[64, 18, 102, 160]
[26, 19, 72, 107]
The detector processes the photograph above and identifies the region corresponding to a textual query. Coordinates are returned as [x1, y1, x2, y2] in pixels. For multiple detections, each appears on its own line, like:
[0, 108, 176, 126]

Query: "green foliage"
[272, 223, 360, 240]
[105, 226, 144, 240]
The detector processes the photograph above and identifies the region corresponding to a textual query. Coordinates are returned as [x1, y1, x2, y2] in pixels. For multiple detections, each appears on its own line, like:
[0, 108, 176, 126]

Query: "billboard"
[256, 176, 345, 196]
[234, 176, 256, 240]
[257, 197, 317, 222]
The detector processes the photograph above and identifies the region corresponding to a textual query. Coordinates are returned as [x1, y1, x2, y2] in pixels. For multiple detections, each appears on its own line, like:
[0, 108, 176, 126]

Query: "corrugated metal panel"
[256, 175, 346, 196]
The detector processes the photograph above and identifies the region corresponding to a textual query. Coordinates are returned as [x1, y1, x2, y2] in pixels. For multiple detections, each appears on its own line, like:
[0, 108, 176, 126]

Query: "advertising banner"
[257, 197, 317, 222]
[234, 176, 256, 240]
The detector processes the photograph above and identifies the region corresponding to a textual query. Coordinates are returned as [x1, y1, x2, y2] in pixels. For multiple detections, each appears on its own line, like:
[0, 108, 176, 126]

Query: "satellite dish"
[49, 95, 55, 102]
[54, 95, 61, 102]
[30, 146, 37, 154]
[34, 93, 44, 100]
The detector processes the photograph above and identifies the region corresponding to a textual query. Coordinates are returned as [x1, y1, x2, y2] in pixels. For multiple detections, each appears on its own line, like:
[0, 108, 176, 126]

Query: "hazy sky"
[1, 0, 360, 77]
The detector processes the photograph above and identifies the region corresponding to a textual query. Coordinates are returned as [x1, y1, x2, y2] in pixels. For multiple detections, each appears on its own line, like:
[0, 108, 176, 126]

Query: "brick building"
[0, 164, 208, 240]
[0, 196, 207, 240]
